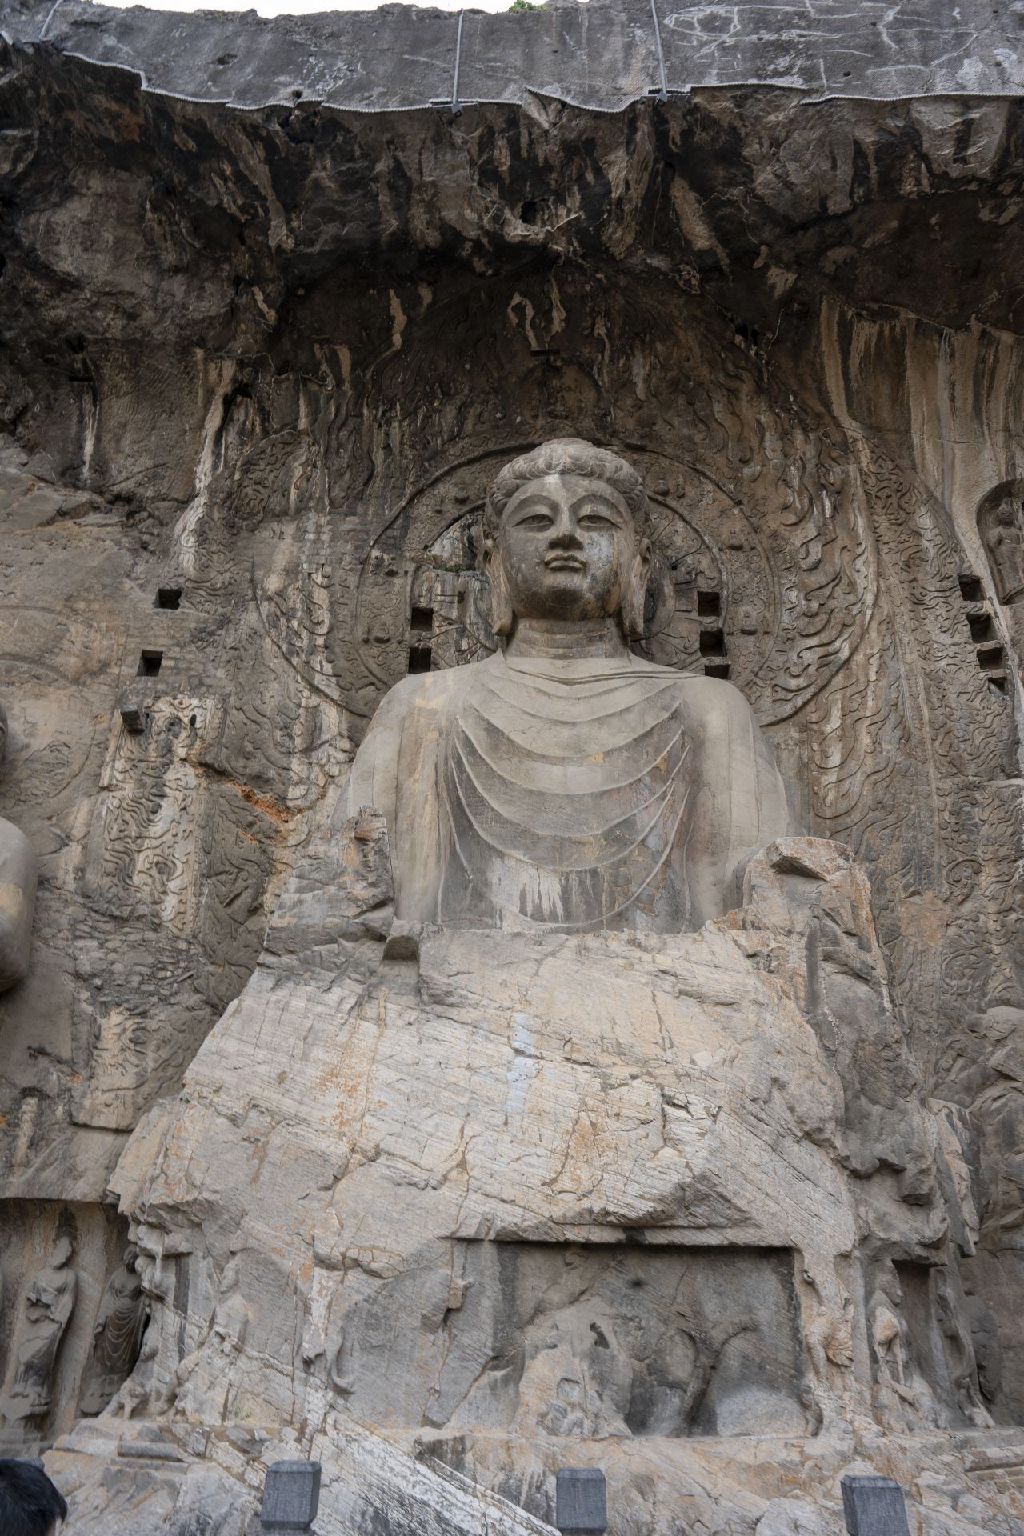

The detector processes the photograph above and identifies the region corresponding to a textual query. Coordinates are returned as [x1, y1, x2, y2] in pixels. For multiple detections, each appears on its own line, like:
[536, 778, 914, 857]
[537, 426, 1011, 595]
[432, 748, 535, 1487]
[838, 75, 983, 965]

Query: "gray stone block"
[841, 1475, 910, 1536]
[555, 1468, 607, 1534]
[118, 703, 147, 734]
[261, 1460, 321, 1532]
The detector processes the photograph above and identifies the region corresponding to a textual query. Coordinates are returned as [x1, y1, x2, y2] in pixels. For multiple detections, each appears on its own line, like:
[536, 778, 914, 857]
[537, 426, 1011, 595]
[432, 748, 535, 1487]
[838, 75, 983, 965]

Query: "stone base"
[84, 837, 1008, 1532]
[45, 1416, 1024, 1534]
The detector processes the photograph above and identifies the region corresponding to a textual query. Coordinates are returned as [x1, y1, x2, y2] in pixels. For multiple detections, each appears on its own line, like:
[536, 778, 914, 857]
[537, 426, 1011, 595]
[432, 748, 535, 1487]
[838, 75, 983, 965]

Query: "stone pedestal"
[66, 829, 1001, 1531]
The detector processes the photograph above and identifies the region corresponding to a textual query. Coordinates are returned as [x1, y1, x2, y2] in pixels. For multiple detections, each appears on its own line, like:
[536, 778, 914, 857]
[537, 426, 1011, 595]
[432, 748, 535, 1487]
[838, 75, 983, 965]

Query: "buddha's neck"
[505, 617, 631, 661]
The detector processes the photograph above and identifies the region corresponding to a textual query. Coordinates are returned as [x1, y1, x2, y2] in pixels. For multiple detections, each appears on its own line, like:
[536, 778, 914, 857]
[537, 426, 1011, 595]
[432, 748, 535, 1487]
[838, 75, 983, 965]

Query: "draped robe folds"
[342, 652, 790, 934]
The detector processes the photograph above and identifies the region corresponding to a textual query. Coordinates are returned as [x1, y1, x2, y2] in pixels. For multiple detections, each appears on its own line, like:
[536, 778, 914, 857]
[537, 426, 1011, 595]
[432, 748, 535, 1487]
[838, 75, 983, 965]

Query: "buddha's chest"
[436, 666, 695, 931]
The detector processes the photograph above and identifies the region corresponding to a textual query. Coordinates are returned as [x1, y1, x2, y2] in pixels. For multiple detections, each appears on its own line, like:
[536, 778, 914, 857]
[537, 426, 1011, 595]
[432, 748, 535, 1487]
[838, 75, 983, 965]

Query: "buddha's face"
[496, 472, 639, 623]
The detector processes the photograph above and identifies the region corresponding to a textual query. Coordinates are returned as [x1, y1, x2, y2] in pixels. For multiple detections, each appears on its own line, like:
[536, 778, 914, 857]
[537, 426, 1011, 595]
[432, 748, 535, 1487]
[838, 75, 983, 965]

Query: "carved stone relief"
[340, 1242, 810, 1441]
[78, 1247, 148, 1417]
[0, 47, 1022, 1531]
[255, 435, 875, 735]
[979, 482, 1024, 607]
[977, 481, 1024, 686]
[0, 1237, 76, 1428]
[0, 1201, 135, 1444]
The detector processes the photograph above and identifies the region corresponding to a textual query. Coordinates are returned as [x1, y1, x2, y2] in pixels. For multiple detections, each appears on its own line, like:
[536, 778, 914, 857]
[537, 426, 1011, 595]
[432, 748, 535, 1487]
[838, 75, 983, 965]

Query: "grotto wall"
[0, 0, 1023, 1530]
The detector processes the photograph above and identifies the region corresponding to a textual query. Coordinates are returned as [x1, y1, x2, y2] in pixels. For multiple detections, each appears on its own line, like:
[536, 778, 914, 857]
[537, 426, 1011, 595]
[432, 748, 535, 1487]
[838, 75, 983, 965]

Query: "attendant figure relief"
[79, 1247, 149, 1417]
[1, 1238, 76, 1425]
[979, 483, 1024, 605]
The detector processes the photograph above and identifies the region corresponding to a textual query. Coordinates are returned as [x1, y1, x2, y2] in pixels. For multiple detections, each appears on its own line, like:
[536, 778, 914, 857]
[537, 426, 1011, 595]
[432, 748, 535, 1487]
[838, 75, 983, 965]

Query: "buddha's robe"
[0, 817, 36, 990]
[342, 652, 789, 933]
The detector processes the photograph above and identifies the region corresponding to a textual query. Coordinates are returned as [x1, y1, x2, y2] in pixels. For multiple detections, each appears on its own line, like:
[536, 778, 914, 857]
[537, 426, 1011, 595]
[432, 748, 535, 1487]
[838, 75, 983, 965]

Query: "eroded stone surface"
[65, 826, 1002, 1529]
[0, 2, 1022, 1529]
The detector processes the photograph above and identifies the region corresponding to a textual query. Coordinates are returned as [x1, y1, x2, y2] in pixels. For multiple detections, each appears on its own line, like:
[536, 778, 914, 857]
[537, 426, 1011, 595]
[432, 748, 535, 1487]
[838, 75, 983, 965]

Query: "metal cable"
[649, 0, 668, 100]
[36, 0, 65, 42]
[451, 9, 464, 116]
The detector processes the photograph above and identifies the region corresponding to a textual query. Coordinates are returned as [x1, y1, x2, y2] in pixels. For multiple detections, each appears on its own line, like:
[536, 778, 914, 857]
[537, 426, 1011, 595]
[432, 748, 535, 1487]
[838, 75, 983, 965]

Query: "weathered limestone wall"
[0, 1, 1022, 1526]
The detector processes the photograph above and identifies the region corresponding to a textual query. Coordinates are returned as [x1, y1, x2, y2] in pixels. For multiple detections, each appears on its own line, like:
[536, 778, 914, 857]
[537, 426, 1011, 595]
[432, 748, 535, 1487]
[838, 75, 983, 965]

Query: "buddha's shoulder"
[370, 656, 492, 718]
[0, 816, 36, 874]
[634, 663, 759, 723]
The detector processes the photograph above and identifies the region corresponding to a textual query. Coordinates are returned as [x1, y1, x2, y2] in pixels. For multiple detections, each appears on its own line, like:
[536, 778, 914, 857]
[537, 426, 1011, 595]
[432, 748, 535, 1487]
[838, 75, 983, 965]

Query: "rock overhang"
[2, 22, 1024, 349]
[2, 0, 1023, 112]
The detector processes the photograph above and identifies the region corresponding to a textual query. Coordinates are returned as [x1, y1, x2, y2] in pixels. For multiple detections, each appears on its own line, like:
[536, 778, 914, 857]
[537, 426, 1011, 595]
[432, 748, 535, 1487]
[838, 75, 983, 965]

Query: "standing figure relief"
[1, 1238, 77, 1426]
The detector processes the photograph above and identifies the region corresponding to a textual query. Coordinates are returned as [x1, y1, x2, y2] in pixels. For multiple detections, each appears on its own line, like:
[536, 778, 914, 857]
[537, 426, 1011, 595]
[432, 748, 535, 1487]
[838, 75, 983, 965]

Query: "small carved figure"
[342, 440, 789, 934]
[1, 1238, 77, 1424]
[867, 1265, 916, 1428]
[935, 1280, 993, 1428]
[962, 1272, 1003, 1410]
[802, 1271, 854, 1430]
[79, 1247, 149, 1417]
[211, 1256, 251, 1356]
[979, 484, 1024, 605]
[0, 701, 37, 991]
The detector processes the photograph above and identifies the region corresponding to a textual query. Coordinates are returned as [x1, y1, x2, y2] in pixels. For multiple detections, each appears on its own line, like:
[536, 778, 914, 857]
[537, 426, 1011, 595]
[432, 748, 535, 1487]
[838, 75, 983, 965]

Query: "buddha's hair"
[484, 439, 651, 541]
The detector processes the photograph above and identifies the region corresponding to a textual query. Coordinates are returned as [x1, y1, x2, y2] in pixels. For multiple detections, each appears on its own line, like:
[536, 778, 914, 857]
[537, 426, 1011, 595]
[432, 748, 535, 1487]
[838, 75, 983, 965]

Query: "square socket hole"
[977, 645, 1005, 672]
[699, 627, 726, 658]
[697, 589, 721, 618]
[968, 611, 995, 644]
[156, 587, 182, 610]
[704, 662, 731, 679]
[958, 573, 984, 603]
[137, 650, 163, 678]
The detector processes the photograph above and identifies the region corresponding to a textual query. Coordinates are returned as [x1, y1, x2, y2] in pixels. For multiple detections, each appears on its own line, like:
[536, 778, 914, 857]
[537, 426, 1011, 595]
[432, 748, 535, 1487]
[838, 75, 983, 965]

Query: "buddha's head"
[483, 439, 652, 639]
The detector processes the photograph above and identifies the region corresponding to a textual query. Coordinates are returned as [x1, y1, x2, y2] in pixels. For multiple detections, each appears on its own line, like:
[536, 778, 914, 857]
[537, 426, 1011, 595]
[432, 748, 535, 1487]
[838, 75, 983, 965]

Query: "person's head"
[483, 439, 652, 639]
[0, 1460, 68, 1536]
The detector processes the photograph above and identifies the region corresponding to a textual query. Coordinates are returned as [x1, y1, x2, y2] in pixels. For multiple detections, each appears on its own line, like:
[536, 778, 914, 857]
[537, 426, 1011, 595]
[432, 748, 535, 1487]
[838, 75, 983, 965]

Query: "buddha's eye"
[515, 512, 554, 530]
[578, 510, 614, 528]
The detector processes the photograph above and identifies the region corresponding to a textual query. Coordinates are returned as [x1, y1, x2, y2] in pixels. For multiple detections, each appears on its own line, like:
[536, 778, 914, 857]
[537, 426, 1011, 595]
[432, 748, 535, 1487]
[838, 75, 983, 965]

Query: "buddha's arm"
[264, 686, 416, 959]
[337, 676, 420, 834]
[0, 819, 37, 991]
[337, 672, 451, 925]
[686, 680, 791, 924]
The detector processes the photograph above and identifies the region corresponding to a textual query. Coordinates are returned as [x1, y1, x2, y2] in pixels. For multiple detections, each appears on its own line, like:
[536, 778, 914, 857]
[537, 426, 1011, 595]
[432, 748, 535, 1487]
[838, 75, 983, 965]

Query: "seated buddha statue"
[342, 439, 790, 934]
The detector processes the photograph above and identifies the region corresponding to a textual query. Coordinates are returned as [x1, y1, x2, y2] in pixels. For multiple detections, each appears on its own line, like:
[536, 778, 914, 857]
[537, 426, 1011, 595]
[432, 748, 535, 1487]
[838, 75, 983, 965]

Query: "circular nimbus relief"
[347, 448, 783, 711]
[257, 440, 874, 729]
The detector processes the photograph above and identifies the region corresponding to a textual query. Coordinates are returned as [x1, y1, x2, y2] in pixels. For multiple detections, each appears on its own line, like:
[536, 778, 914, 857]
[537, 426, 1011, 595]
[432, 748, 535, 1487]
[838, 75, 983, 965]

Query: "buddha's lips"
[545, 555, 586, 570]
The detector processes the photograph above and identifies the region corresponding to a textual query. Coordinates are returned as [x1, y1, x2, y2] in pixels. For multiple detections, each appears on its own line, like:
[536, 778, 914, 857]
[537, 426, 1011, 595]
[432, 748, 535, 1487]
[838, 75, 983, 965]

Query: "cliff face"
[0, 0, 1023, 1525]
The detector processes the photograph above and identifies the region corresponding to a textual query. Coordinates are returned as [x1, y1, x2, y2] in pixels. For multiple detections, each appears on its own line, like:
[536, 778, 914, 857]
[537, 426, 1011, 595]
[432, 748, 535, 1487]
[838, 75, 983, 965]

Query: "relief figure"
[79, 1248, 149, 1417]
[1, 1238, 76, 1424]
[979, 482, 1024, 605]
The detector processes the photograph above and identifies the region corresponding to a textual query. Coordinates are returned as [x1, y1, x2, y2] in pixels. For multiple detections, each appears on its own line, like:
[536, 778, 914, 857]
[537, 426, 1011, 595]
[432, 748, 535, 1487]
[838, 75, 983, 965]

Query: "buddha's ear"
[483, 531, 515, 638]
[621, 536, 652, 640]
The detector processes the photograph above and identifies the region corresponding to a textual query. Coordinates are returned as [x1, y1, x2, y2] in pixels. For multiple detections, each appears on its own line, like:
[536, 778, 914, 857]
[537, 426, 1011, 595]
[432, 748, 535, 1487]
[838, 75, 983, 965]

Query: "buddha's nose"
[549, 512, 583, 548]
